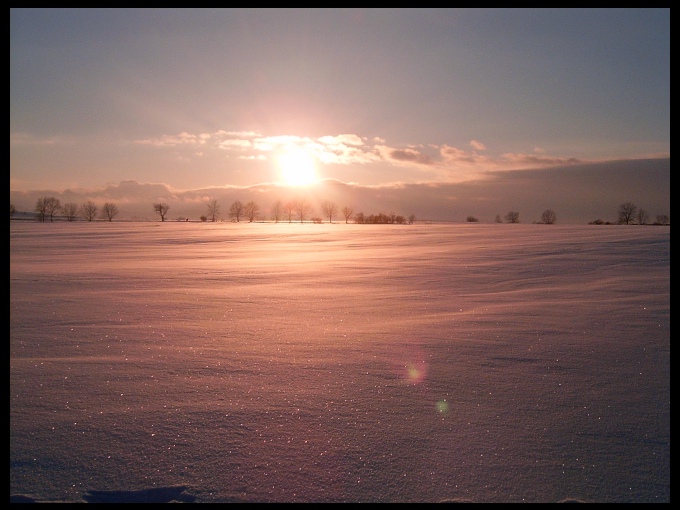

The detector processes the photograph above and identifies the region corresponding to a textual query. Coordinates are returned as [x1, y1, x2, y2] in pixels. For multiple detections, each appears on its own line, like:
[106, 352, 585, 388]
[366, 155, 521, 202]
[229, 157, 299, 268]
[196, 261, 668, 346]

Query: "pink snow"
[10, 222, 670, 503]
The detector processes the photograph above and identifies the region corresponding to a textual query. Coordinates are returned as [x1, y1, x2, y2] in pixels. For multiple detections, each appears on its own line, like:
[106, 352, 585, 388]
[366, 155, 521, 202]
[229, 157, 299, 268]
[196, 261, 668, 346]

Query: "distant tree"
[341, 206, 354, 224]
[10, 203, 16, 218]
[244, 201, 259, 222]
[206, 199, 220, 222]
[228, 201, 244, 222]
[311, 216, 323, 224]
[62, 202, 79, 222]
[505, 211, 520, 223]
[200, 215, 208, 222]
[295, 198, 313, 223]
[495, 214, 503, 223]
[636, 208, 649, 225]
[540, 209, 557, 225]
[321, 200, 337, 223]
[466, 216, 479, 223]
[271, 200, 283, 223]
[46, 197, 61, 222]
[35, 198, 48, 222]
[80, 200, 98, 222]
[655, 214, 670, 226]
[153, 202, 170, 221]
[617, 202, 637, 225]
[355, 212, 365, 224]
[408, 214, 416, 225]
[100, 202, 118, 222]
[364, 213, 392, 224]
[589, 218, 605, 225]
[283, 201, 296, 223]
[35, 196, 61, 222]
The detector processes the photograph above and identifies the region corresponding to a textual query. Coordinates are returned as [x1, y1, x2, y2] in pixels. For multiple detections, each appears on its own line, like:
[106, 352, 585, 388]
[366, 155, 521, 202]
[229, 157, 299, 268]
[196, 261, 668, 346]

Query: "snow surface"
[10, 221, 670, 503]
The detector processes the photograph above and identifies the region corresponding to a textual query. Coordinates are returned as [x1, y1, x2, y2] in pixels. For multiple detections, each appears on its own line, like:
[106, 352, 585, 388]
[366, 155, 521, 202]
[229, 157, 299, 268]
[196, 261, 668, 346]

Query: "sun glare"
[278, 148, 318, 186]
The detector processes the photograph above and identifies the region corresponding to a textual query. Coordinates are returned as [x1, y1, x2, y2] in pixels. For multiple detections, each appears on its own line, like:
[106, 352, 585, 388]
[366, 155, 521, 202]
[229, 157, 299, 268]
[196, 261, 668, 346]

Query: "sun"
[277, 148, 318, 186]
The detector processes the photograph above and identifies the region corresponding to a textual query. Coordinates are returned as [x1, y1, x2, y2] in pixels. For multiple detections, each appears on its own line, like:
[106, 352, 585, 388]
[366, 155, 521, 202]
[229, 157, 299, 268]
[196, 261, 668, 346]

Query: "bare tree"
[35, 196, 61, 222]
[207, 199, 220, 222]
[283, 201, 296, 223]
[244, 201, 259, 222]
[35, 198, 47, 222]
[80, 200, 98, 222]
[617, 202, 637, 225]
[655, 214, 670, 226]
[100, 202, 118, 222]
[637, 208, 649, 225]
[408, 214, 416, 225]
[321, 200, 337, 223]
[271, 200, 283, 223]
[540, 209, 557, 224]
[10, 203, 16, 219]
[505, 211, 520, 223]
[62, 202, 79, 222]
[153, 202, 170, 221]
[228, 201, 244, 222]
[46, 197, 61, 222]
[341, 206, 354, 224]
[495, 214, 503, 223]
[295, 198, 313, 223]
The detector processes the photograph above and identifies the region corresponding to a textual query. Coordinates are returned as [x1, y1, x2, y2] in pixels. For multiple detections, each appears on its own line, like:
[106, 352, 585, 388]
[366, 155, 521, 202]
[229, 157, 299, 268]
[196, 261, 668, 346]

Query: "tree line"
[9, 198, 669, 226]
[18, 197, 120, 222]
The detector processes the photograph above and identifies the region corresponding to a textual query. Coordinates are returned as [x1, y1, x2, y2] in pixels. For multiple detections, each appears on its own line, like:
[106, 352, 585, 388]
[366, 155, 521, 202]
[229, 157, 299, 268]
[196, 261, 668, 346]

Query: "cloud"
[499, 152, 581, 167]
[377, 146, 436, 167]
[126, 128, 659, 188]
[135, 132, 210, 147]
[469, 140, 486, 151]
[218, 139, 252, 149]
[318, 134, 364, 146]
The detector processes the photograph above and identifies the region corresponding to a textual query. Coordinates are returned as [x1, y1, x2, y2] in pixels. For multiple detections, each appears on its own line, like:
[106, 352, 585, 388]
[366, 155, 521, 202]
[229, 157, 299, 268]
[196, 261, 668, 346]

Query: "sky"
[10, 223, 670, 502]
[9, 8, 670, 223]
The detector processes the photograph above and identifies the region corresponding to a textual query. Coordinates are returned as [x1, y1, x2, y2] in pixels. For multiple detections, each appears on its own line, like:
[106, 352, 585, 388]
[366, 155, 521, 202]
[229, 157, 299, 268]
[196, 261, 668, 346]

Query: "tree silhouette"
[283, 201, 296, 223]
[321, 200, 337, 223]
[637, 209, 649, 225]
[655, 214, 670, 225]
[153, 202, 170, 221]
[295, 198, 313, 223]
[80, 201, 98, 222]
[35, 196, 61, 222]
[505, 211, 520, 223]
[207, 199, 220, 222]
[62, 202, 79, 222]
[617, 202, 637, 225]
[100, 202, 118, 222]
[10, 203, 16, 219]
[271, 200, 283, 223]
[341, 206, 354, 224]
[228, 201, 244, 222]
[540, 209, 557, 224]
[244, 201, 259, 222]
